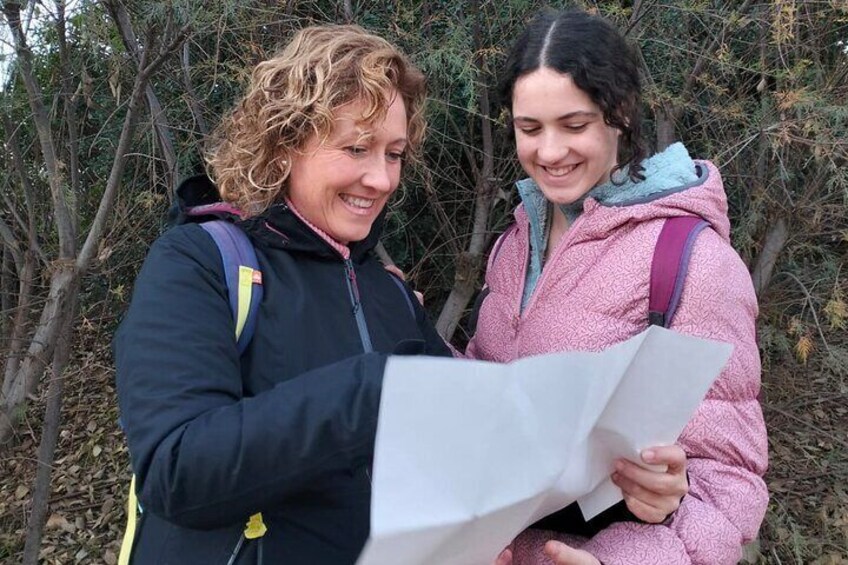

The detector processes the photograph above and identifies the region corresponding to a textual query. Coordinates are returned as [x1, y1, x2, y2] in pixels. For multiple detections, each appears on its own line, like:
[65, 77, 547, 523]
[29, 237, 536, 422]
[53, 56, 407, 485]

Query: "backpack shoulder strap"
[648, 216, 710, 328]
[199, 220, 264, 353]
[385, 271, 417, 321]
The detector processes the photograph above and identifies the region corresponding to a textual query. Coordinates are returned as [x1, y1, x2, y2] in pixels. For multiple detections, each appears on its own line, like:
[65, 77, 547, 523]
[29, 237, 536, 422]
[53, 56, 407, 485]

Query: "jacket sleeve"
[581, 228, 768, 565]
[114, 225, 387, 530]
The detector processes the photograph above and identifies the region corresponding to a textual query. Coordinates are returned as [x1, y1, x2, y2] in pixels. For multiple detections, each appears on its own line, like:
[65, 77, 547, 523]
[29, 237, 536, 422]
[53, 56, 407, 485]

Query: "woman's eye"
[345, 146, 368, 156]
[387, 151, 406, 163]
[517, 127, 540, 136]
[565, 124, 588, 132]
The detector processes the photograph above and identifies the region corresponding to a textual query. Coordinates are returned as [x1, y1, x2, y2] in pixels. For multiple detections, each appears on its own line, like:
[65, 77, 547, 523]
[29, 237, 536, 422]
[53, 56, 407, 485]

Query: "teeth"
[340, 195, 375, 209]
[545, 164, 577, 177]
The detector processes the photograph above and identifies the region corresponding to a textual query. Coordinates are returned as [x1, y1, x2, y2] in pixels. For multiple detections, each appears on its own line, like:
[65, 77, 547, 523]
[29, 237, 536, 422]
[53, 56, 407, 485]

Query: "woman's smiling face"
[512, 67, 620, 205]
[286, 93, 408, 244]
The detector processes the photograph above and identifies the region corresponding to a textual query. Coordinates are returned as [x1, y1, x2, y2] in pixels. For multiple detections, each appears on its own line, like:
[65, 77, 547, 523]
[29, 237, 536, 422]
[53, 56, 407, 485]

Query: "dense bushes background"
[0, 1, 846, 562]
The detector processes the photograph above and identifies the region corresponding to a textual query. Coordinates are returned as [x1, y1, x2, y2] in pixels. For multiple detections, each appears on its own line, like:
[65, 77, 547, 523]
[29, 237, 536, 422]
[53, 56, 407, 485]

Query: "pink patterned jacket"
[466, 158, 768, 564]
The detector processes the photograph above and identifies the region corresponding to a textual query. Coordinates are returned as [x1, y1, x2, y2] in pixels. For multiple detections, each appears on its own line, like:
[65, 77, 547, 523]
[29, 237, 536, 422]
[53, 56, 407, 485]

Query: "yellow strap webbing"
[235, 266, 255, 339]
[118, 475, 138, 565]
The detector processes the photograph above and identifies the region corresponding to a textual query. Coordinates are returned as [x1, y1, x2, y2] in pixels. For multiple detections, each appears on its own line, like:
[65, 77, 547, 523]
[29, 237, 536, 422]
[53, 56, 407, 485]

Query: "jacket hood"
[514, 143, 732, 244]
[172, 174, 385, 262]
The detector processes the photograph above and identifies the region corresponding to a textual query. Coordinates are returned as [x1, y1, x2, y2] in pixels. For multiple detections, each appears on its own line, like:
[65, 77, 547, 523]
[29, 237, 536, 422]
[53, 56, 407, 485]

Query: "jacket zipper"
[260, 211, 373, 354]
[344, 259, 374, 353]
[345, 260, 375, 487]
[520, 210, 590, 320]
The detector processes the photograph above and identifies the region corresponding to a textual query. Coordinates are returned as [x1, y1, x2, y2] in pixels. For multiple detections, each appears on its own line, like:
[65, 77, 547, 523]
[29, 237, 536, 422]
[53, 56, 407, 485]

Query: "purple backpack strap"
[199, 221, 263, 354]
[648, 216, 710, 328]
[385, 272, 417, 321]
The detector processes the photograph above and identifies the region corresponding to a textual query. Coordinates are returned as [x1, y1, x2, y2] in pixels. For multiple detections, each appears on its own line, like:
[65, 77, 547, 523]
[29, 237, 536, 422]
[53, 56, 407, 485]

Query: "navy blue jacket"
[114, 178, 450, 564]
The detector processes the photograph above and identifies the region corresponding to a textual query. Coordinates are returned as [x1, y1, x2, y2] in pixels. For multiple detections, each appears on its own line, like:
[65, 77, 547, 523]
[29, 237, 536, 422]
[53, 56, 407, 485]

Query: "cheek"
[515, 137, 534, 164]
[389, 165, 402, 189]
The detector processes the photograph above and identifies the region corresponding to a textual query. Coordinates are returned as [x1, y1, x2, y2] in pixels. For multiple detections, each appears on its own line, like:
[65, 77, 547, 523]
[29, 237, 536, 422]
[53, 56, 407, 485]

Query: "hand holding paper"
[358, 327, 732, 565]
[612, 445, 688, 524]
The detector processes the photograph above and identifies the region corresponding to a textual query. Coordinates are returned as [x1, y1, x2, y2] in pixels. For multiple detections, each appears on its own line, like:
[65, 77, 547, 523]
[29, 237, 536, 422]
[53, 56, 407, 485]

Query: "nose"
[536, 130, 569, 165]
[361, 156, 395, 194]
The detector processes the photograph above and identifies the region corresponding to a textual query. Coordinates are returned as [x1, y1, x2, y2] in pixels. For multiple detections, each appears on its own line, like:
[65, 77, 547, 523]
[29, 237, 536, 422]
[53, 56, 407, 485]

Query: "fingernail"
[642, 449, 655, 462]
[615, 460, 625, 472]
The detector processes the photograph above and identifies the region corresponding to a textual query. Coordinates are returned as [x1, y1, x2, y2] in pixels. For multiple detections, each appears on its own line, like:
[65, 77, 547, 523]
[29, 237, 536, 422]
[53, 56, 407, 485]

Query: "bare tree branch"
[21, 285, 77, 565]
[2, 0, 75, 258]
[106, 0, 180, 195]
[181, 41, 209, 138]
[77, 21, 191, 271]
[1, 98, 49, 267]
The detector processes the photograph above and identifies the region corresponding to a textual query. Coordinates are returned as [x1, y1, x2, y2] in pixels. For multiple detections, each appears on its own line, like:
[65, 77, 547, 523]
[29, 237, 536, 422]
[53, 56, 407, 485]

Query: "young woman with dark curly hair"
[473, 9, 768, 565]
[114, 25, 449, 565]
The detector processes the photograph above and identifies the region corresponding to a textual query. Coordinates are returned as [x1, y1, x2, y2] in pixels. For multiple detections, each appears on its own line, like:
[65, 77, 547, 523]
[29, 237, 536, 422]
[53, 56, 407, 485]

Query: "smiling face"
[286, 93, 408, 244]
[512, 67, 621, 205]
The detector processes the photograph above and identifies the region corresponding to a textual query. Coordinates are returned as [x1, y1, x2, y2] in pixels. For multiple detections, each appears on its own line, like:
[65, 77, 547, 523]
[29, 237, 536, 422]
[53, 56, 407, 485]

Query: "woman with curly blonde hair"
[114, 25, 449, 565]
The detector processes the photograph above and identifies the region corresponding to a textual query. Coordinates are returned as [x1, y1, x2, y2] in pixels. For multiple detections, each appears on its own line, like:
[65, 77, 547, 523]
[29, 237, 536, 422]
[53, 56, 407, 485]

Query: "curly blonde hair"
[205, 25, 427, 216]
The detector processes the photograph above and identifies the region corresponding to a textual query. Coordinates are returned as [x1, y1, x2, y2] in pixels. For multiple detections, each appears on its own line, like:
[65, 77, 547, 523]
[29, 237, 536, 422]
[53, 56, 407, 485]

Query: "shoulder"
[129, 224, 230, 307]
[679, 226, 758, 324]
[690, 228, 752, 291]
[141, 224, 226, 278]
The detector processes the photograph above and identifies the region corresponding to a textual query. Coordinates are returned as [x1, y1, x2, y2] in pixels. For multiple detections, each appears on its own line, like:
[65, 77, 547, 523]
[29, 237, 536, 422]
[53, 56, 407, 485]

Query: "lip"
[339, 193, 380, 217]
[538, 162, 580, 184]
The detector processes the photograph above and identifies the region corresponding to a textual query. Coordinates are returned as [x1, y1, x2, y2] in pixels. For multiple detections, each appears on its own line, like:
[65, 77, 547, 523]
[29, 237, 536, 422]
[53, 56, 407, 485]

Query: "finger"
[613, 471, 680, 515]
[614, 459, 687, 496]
[543, 541, 599, 565]
[621, 492, 670, 524]
[641, 444, 687, 473]
[493, 548, 513, 565]
[413, 290, 424, 305]
[383, 264, 406, 280]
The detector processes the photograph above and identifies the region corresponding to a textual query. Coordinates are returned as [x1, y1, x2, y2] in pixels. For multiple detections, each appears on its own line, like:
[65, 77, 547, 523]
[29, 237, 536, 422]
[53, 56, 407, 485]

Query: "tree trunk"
[656, 106, 677, 151]
[2, 251, 35, 400]
[751, 217, 788, 297]
[1, 247, 11, 336]
[436, 251, 485, 340]
[21, 284, 78, 565]
[435, 0, 496, 341]
[0, 266, 76, 447]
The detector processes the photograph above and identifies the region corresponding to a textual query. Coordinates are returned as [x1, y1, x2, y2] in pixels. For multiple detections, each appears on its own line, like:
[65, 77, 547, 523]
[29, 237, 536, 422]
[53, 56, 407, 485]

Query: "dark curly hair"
[498, 9, 647, 182]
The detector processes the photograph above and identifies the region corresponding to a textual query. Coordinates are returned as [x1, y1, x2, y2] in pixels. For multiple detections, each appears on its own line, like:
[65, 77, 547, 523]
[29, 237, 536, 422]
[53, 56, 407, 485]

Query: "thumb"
[643, 444, 686, 472]
[494, 548, 513, 565]
[544, 541, 596, 565]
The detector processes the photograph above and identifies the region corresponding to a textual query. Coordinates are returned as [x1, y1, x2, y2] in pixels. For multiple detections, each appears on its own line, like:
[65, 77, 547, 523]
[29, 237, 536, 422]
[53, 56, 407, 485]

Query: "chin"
[539, 189, 585, 206]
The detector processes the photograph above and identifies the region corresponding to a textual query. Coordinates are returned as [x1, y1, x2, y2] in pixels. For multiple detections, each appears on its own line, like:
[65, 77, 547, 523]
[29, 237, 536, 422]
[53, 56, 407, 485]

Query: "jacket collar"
[241, 202, 386, 262]
[173, 175, 384, 262]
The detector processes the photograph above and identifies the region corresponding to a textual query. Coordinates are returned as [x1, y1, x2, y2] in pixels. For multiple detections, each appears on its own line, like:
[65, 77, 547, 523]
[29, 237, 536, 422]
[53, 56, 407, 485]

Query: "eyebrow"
[513, 110, 599, 122]
[334, 129, 409, 146]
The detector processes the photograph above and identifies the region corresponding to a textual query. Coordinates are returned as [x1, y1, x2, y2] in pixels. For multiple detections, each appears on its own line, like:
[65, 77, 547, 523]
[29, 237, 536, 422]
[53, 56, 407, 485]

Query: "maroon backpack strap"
[648, 216, 710, 327]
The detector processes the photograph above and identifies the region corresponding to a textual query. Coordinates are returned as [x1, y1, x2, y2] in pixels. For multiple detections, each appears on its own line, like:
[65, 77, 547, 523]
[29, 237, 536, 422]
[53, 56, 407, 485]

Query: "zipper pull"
[345, 260, 361, 308]
[244, 513, 267, 539]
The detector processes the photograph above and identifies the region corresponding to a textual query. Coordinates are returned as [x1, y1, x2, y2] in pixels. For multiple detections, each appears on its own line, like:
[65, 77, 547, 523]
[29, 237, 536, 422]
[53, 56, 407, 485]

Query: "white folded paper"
[357, 326, 732, 565]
